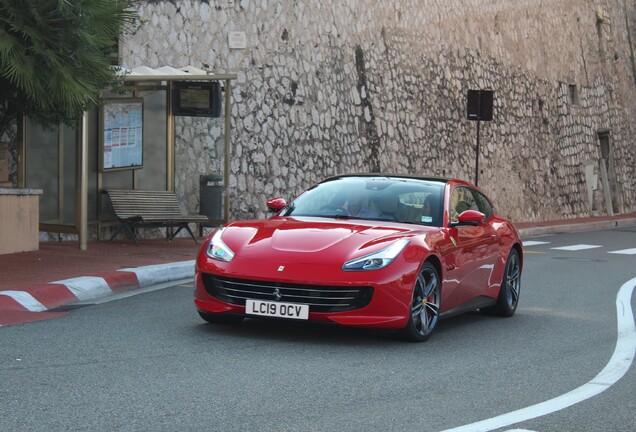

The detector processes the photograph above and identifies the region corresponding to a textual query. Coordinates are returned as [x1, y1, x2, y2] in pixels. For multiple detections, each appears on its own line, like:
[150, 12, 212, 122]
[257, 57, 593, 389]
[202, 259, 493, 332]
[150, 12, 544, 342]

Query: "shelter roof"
[113, 65, 236, 82]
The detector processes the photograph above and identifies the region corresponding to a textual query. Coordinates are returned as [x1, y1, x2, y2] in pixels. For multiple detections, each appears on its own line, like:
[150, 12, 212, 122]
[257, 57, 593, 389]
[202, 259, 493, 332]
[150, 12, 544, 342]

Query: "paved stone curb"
[0, 260, 195, 326]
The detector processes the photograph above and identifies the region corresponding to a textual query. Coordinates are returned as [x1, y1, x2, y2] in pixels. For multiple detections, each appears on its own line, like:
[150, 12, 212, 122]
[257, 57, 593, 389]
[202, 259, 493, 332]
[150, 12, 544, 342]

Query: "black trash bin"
[199, 174, 224, 222]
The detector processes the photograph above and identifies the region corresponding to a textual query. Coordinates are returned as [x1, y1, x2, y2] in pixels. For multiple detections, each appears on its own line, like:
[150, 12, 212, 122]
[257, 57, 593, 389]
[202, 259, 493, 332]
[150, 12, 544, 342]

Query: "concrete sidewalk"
[513, 212, 636, 237]
[1, 213, 635, 326]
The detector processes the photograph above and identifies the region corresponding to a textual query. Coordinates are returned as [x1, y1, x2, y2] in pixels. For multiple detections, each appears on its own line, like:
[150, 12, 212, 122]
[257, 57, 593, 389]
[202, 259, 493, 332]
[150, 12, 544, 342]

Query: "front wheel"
[399, 262, 441, 342]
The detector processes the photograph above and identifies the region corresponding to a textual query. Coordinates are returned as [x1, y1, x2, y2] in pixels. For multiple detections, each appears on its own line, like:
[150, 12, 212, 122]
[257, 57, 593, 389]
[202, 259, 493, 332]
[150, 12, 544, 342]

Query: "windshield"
[282, 176, 445, 227]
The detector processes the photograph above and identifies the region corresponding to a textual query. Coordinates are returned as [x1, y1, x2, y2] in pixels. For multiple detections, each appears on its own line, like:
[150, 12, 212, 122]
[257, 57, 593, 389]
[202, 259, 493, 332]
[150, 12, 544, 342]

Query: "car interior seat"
[421, 195, 439, 225]
[377, 194, 398, 220]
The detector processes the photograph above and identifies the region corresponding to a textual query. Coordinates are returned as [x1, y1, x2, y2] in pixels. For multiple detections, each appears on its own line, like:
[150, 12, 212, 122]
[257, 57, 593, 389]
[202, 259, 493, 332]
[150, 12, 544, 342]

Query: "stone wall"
[121, 0, 635, 223]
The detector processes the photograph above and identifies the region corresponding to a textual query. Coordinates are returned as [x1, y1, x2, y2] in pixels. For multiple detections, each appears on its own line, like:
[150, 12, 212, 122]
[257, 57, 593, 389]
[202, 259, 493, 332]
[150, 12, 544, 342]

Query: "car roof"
[327, 173, 451, 183]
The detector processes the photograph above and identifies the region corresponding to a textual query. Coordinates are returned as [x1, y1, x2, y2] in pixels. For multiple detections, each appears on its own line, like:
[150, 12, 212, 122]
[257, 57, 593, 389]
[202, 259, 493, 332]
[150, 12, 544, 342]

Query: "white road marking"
[522, 241, 550, 247]
[440, 277, 636, 432]
[523, 243, 635, 254]
[0, 291, 47, 312]
[608, 248, 636, 255]
[551, 244, 602, 251]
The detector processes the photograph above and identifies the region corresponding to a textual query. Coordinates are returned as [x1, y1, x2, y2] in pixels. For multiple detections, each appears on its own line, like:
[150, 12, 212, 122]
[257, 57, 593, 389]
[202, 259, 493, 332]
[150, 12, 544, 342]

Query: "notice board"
[0, 143, 10, 186]
[100, 99, 144, 171]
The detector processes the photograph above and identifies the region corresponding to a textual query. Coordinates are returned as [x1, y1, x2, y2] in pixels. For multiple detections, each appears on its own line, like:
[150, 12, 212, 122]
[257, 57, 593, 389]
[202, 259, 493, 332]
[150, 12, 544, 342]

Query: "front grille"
[201, 274, 373, 313]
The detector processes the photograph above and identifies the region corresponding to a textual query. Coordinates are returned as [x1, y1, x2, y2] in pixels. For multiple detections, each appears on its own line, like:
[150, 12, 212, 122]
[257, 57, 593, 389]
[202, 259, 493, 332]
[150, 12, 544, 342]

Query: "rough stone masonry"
[122, 0, 635, 223]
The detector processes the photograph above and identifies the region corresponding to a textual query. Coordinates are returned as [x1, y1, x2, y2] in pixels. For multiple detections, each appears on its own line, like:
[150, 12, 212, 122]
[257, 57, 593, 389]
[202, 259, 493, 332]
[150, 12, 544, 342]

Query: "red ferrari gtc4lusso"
[194, 174, 523, 341]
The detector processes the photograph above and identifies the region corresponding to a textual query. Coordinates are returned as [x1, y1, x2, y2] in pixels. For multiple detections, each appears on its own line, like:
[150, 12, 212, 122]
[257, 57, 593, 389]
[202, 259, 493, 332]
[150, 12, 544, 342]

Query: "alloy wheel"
[504, 251, 521, 309]
[411, 265, 441, 337]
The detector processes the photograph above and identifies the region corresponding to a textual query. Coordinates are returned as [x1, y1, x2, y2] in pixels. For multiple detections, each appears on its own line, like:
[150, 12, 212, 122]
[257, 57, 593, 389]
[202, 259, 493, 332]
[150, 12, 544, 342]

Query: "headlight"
[206, 227, 235, 262]
[343, 239, 410, 271]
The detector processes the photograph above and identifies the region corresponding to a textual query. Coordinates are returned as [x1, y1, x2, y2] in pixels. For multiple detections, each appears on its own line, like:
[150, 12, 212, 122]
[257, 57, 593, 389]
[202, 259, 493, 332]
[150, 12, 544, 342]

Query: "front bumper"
[194, 255, 419, 330]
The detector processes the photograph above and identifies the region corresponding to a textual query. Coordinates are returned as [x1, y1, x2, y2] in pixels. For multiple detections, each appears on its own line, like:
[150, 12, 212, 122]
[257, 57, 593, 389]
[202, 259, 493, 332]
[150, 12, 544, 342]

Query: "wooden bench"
[104, 189, 209, 245]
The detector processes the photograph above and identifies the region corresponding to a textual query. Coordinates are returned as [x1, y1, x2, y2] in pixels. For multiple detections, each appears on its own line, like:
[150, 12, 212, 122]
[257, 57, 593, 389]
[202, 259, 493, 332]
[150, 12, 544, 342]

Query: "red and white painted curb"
[0, 260, 195, 326]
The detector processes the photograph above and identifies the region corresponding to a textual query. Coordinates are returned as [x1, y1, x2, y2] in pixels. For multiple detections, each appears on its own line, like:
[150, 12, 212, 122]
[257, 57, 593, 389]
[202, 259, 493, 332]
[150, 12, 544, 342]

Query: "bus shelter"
[17, 66, 236, 249]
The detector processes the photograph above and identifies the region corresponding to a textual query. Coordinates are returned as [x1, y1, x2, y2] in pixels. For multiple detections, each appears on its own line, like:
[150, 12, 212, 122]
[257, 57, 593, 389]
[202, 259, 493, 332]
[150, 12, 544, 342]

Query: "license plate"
[245, 299, 309, 320]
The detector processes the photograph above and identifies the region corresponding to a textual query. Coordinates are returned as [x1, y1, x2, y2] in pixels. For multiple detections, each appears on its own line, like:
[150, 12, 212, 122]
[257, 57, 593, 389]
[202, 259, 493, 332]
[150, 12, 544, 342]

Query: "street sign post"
[467, 90, 494, 187]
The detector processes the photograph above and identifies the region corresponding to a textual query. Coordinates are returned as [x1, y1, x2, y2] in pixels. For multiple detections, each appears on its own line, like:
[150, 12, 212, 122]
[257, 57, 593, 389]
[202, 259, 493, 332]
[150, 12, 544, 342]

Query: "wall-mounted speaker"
[467, 90, 494, 121]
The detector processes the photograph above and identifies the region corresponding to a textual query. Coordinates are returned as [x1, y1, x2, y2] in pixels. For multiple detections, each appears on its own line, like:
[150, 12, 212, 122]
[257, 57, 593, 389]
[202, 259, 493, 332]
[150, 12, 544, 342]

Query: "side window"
[471, 190, 494, 220]
[450, 186, 478, 222]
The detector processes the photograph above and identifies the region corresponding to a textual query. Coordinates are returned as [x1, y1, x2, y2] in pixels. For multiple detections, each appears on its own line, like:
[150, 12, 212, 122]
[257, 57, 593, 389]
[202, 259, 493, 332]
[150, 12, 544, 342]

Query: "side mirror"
[454, 210, 486, 226]
[267, 197, 287, 213]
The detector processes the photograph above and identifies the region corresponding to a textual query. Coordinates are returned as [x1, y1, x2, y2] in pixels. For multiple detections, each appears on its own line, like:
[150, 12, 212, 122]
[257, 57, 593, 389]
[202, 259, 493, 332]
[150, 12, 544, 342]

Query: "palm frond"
[0, 0, 139, 131]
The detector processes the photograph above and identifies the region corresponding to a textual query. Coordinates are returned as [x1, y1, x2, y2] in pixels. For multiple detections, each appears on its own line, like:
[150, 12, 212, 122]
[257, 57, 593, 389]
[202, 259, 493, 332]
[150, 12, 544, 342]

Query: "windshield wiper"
[332, 214, 367, 220]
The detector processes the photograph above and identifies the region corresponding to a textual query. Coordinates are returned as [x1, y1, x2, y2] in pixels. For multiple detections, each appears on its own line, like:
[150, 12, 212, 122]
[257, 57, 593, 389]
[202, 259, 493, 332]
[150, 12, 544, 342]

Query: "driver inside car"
[345, 191, 379, 218]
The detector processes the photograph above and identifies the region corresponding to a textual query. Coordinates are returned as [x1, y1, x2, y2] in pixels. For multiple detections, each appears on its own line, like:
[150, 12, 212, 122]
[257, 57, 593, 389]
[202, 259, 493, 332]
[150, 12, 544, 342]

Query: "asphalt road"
[1, 227, 635, 432]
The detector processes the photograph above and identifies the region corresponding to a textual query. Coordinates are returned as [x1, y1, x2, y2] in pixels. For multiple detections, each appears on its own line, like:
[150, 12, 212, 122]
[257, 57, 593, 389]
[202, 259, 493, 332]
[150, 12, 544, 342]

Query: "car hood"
[218, 216, 434, 264]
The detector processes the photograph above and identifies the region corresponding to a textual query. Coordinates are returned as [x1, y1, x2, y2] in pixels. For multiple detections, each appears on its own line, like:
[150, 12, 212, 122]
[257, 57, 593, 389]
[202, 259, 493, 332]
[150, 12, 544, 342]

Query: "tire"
[483, 248, 521, 317]
[399, 262, 441, 342]
[198, 311, 244, 325]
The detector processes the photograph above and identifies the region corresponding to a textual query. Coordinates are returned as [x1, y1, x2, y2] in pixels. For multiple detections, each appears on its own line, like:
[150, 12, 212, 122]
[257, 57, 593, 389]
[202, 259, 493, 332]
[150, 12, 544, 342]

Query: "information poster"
[101, 100, 143, 171]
